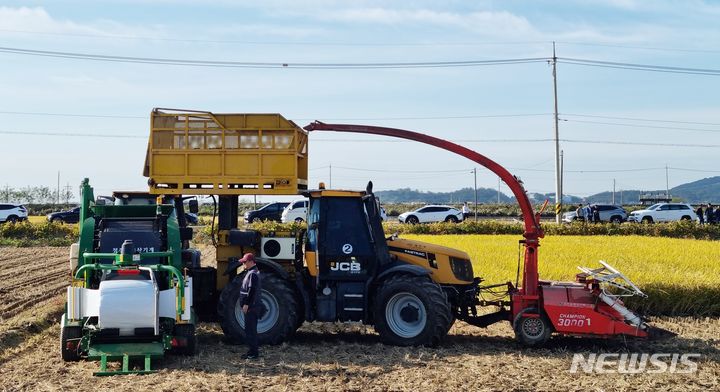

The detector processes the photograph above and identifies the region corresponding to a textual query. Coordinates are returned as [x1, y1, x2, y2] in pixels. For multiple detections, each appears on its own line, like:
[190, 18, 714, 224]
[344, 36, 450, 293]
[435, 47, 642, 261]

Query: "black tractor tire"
[373, 275, 451, 347]
[641, 216, 654, 224]
[6, 215, 18, 223]
[218, 273, 298, 345]
[444, 215, 459, 223]
[406, 216, 419, 224]
[171, 323, 197, 356]
[60, 316, 82, 362]
[610, 216, 622, 224]
[513, 308, 553, 347]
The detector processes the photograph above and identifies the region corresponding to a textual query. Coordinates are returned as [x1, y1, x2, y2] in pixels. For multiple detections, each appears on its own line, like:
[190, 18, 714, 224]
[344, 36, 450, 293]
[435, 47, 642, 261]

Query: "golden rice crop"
[404, 234, 720, 316]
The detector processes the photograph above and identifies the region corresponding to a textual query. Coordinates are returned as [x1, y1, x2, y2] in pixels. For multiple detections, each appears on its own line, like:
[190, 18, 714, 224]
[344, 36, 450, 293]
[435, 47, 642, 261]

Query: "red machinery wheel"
[513, 308, 552, 347]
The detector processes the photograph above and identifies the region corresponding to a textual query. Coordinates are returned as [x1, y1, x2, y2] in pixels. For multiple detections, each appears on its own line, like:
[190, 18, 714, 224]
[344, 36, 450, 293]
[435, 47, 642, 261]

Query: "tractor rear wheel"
[373, 275, 451, 346]
[60, 315, 82, 362]
[218, 273, 298, 345]
[513, 308, 552, 347]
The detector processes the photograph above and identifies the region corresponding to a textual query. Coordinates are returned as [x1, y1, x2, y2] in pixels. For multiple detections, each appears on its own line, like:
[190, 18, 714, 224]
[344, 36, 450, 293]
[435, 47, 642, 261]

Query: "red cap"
[239, 253, 255, 264]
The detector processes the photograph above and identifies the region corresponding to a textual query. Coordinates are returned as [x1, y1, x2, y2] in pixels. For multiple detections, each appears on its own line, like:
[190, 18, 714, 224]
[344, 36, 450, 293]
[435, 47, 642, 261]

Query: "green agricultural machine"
[60, 179, 203, 375]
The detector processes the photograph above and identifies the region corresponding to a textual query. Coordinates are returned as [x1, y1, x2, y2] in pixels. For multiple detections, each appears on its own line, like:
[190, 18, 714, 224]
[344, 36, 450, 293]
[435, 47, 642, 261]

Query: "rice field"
[404, 234, 720, 316]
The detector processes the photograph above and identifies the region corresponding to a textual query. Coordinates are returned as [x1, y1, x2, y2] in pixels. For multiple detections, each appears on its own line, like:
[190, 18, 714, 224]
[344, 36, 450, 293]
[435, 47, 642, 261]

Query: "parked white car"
[627, 203, 698, 223]
[398, 205, 463, 224]
[281, 199, 308, 223]
[0, 204, 28, 223]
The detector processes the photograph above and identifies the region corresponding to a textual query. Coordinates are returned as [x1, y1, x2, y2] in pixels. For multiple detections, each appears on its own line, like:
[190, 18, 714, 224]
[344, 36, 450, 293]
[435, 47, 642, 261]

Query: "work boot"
[242, 351, 260, 360]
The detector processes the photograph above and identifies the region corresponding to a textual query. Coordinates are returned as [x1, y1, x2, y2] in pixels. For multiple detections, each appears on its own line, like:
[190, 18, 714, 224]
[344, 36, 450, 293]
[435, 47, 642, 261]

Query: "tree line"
[1, 185, 73, 205]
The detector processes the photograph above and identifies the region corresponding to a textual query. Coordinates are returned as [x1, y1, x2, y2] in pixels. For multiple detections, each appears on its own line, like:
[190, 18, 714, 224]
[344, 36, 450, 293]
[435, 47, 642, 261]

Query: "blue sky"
[0, 1, 718, 201]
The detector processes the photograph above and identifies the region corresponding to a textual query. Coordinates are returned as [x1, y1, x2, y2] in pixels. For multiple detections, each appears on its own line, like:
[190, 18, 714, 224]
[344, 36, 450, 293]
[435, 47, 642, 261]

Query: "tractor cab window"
[320, 197, 372, 257]
[306, 198, 321, 252]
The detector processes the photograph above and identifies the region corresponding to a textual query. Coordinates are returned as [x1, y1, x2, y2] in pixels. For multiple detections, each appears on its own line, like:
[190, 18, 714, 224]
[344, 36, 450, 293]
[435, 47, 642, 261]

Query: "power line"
[0, 109, 551, 121]
[670, 167, 720, 173]
[563, 113, 720, 127]
[4, 45, 720, 76]
[510, 166, 666, 173]
[561, 139, 720, 148]
[0, 46, 548, 69]
[0, 130, 144, 138]
[557, 41, 720, 54]
[561, 118, 720, 133]
[331, 165, 469, 173]
[0, 110, 145, 119]
[294, 113, 551, 121]
[558, 57, 720, 76]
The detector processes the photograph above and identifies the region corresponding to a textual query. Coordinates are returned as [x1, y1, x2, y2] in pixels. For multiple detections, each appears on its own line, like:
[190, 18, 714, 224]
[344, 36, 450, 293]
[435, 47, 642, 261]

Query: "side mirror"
[188, 199, 199, 214]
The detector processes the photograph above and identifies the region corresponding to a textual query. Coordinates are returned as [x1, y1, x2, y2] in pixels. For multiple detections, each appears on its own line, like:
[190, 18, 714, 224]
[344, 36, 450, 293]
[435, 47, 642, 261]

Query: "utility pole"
[551, 41, 562, 223]
[665, 165, 670, 199]
[560, 150, 564, 201]
[63, 183, 72, 204]
[57, 171, 60, 205]
[612, 179, 616, 205]
[620, 189, 624, 205]
[473, 168, 478, 221]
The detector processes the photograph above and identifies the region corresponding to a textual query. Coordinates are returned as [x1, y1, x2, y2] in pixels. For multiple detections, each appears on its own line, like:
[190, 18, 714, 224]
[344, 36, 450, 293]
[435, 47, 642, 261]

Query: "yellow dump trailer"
[144, 108, 308, 195]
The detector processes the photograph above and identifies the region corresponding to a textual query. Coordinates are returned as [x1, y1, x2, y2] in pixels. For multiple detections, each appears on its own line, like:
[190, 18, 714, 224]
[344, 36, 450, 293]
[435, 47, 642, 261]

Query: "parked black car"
[244, 202, 290, 223]
[47, 207, 81, 224]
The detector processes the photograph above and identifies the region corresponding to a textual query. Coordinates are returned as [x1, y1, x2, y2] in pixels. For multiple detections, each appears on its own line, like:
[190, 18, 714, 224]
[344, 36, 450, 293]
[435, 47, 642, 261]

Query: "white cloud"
[0, 6, 165, 38]
[319, 8, 534, 35]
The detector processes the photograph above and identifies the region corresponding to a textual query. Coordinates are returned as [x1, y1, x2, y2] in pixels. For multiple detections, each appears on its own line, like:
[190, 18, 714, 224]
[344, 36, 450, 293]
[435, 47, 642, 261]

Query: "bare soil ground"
[0, 247, 718, 392]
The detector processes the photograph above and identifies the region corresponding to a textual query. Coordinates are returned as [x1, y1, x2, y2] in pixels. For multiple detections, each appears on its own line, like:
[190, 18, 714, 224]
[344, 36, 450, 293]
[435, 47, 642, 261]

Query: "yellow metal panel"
[262, 154, 294, 176]
[188, 155, 222, 176]
[225, 154, 259, 176]
[153, 155, 185, 176]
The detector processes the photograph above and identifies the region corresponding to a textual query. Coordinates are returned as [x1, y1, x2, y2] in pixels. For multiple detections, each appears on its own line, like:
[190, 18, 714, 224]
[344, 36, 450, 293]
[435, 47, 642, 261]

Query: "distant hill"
[671, 176, 720, 203]
[375, 176, 720, 204]
[585, 176, 720, 204]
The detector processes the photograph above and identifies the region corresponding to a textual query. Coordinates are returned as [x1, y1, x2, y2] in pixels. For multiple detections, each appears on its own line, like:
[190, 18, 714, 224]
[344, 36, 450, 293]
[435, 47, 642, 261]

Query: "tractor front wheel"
[373, 275, 451, 346]
[218, 273, 298, 345]
[513, 308, 552, 347]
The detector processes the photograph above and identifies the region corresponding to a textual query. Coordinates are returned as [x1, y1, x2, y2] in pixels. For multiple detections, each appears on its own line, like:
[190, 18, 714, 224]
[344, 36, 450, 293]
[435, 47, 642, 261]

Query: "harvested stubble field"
[0, 244, 718, 392]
